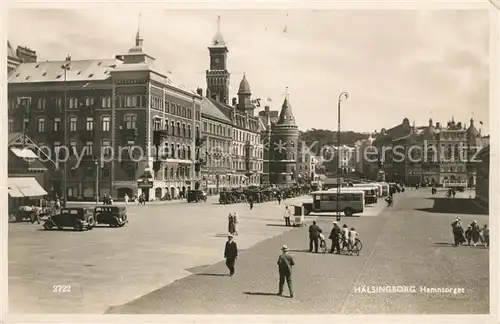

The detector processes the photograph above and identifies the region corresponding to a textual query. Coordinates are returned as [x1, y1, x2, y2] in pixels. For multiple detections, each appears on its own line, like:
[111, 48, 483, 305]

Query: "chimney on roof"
[232, 97, 237, 106]
[16, 46, 37, 63]
[196, 87, 203, 96]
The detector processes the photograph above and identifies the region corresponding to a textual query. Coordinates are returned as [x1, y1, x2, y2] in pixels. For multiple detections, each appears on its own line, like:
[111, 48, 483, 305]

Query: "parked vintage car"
[94, 205, 128, 227]
[43, 207, 95, 231]
[187, 190, 207, 203]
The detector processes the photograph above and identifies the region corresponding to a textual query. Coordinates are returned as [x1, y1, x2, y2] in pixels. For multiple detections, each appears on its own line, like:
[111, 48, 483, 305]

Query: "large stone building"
[200, 21, 263, 188]
[372, 117, 487, 186]
[200, 95, 233, 194]
[8, 30, 203, 201]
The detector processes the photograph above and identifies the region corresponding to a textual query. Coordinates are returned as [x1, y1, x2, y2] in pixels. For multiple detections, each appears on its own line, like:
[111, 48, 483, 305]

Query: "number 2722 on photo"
[52, 285, 71, 293]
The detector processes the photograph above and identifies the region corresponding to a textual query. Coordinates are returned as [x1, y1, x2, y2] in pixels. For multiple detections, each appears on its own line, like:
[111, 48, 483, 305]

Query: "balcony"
[196, 136, 207, 147]
[153, 129, 169, 146]
[119, 127, 139, 141]
[153, 160, 162, 172]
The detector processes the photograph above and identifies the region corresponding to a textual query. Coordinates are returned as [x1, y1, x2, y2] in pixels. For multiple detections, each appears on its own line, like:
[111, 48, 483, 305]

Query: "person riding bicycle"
[348, 227, 359, 256]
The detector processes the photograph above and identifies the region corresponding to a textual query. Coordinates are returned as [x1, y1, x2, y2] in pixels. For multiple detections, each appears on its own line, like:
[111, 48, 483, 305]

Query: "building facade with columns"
[8, 30, 203, 201]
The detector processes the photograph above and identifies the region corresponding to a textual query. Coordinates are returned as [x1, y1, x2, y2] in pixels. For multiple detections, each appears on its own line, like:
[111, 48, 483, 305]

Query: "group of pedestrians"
[308, 221, 359, 255]
[223, 234, 295, 297]
[227, 212, 239, 236]
[451, 217, 489, 247]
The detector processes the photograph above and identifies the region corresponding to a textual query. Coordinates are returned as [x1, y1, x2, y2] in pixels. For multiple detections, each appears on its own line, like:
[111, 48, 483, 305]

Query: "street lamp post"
[95, 160, 100, 204]
[337, 92, 349, 222]
[61, 55, 71, 207]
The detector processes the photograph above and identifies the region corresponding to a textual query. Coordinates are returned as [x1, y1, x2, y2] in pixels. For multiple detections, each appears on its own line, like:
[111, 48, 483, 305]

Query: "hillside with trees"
[298, 128, 369, 148]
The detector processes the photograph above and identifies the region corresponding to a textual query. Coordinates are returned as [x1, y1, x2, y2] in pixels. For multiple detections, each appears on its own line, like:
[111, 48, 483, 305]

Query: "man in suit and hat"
[277, 245, 295, 297]
[224, 234, 238, 277]
[329, 221, 342, 254]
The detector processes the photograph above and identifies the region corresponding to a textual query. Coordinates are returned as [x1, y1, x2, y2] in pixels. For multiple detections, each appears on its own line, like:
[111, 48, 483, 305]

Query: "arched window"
[171, 121, 175, 135]
[176, 122, 181, 136]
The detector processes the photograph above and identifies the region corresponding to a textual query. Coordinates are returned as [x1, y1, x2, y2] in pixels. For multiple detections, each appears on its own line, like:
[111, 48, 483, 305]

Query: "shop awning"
[10, 147, 38, 159]
[8, 178, 24, 197]
[9, 177, 47, 197]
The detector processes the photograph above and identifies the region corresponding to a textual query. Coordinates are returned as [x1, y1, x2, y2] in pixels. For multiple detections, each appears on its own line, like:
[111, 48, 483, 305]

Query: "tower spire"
[135, 13, 143, 47]
[212, 15, 226, 47]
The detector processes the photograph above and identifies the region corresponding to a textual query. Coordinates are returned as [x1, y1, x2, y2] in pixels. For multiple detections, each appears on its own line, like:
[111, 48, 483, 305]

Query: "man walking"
[284, 206, 292, 226]
[224, 234, 238, 277]
[329, 221, 342, 254]
[308, 221, 322, 253]
[277, 245, 294, 297]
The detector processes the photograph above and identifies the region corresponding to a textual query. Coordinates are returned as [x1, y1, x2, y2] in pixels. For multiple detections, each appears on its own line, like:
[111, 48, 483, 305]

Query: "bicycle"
[319, 233, 328, 253]
[338, 237, 363, 256]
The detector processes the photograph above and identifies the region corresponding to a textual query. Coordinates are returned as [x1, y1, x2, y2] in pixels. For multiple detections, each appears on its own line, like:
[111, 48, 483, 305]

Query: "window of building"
[84, 97, 94, 107]
[126, 167, 135, 180]
[125, 96, 132, 108]
[37, 98, 46, 110]
[37, 118, 45, 132]
[69, 140, 77, 156]
[86, 117, 94, 131]
[196, 126, 199, 138]
[8, 119, 14, 132]
[84, 141, 93, 156]
[69, 117, 77, 132]
[187, 125, 191, 138]
[102, 140, 112, 158]
[102, 116, 110, 132]
[101, 96, 111, 108]
[182, 123, 186, 137]
[53, 118, 60, 131]
[124, 114, 137, 129]
[187, 146, 191, 159]
[203, 122, 207, 132]
[153, 118, 161, 131]
[176, 122, 180, 136]
[171, 121, 175, 135]
[209, 124, 213, 134]
[177, 144, 181, 159]
[170, 143, 175, 158]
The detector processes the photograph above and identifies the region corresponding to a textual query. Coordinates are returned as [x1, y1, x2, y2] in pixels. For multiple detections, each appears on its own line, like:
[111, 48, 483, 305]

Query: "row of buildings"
[352, 117, 490, 187]
[7, 20, 306, 201]
[297, 116, 490, 190]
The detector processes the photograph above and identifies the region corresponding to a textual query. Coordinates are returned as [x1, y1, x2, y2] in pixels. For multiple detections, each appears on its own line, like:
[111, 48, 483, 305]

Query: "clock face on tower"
[211, 56, 224, 70]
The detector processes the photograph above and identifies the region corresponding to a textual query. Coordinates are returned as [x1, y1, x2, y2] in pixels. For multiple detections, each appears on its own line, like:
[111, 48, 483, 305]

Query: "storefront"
[8, 176, 48, 211]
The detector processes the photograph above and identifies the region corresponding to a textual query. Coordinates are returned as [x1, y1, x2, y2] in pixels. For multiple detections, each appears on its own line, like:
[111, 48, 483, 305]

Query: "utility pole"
[61, 55, 71, 207]
[337, 92, 348, 222]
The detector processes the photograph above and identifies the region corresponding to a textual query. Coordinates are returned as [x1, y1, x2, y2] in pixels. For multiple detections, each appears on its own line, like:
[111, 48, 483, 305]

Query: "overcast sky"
[8, 9, 490, 134]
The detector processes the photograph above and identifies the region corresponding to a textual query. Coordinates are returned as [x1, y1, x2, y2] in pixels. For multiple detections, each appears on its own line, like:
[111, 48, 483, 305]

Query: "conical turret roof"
[238, 74, 251, 94]
[467, 118, 480, 138]
[276, 97, 296, 126]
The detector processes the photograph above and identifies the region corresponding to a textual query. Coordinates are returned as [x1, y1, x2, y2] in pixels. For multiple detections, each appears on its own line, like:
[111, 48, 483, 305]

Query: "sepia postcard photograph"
[2, 2, 498, 323]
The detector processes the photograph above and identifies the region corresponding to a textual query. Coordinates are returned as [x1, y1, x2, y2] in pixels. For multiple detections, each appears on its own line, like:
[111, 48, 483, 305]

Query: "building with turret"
[268, 96, 300, 185]
[371, 117, 488, 186]
[8, 28, 203, 201]
[200, 18, 263, 188]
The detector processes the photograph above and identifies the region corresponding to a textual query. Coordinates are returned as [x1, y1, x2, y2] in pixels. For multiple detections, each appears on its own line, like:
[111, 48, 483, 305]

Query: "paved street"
[9, 189, 488, 314]
[9, 195, 317, 314]
[106, 189, 489, 314]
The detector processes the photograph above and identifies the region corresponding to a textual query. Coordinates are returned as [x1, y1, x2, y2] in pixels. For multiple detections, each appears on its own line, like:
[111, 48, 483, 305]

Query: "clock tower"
[206, 16, 230, 104]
